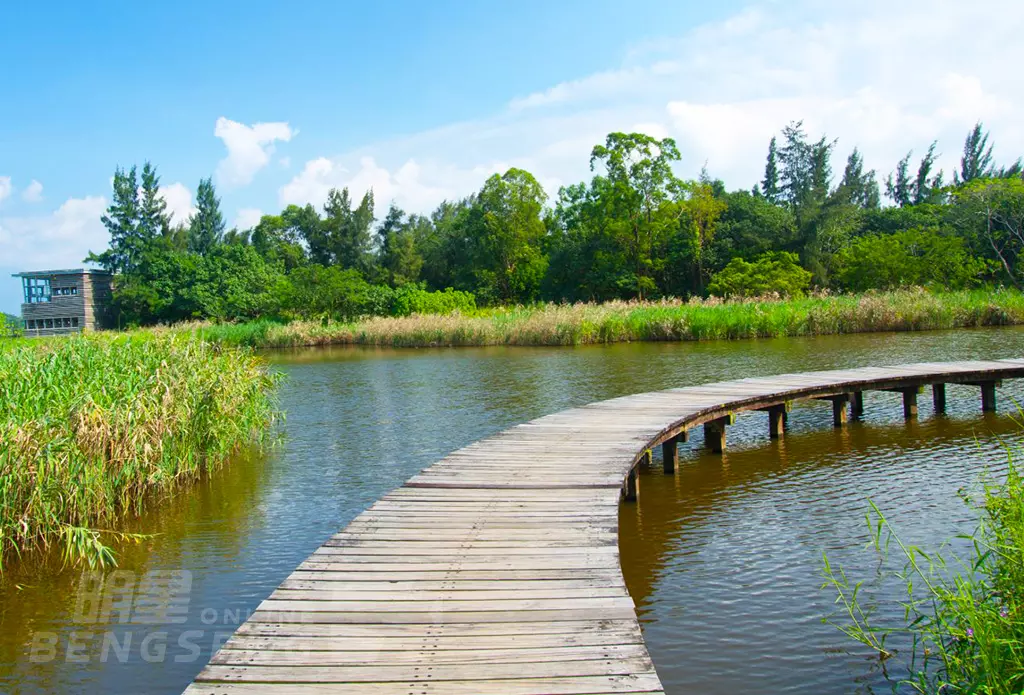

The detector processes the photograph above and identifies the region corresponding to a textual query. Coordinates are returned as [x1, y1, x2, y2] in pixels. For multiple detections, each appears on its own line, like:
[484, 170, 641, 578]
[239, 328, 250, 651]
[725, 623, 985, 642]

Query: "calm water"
[2, 328, 1024, 694]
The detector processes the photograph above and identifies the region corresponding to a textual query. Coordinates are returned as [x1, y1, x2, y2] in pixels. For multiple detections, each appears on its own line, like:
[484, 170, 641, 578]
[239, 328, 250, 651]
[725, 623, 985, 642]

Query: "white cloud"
[160, 182, 195, 228]
[278, 0, 1024, 212]
[0, 177, 11, 205]
[234, 208, 264, 230]
[215, 117, 294, 188]
[0, 196, 108, 270]
[22, 180, 43, 203]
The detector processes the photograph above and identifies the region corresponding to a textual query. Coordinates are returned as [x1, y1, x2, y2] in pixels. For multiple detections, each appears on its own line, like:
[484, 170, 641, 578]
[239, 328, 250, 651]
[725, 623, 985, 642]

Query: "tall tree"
[323, 187, 375, 273]
[377, 203, 424, 287]
[956, 122, 994, 185]
[474, 168, 549, 303]
[589, 132, 683, 298]
[837, 148, 880, 209]
[762, 136, 780, 204]
[911, 142, 944, 205]
[886, 152, 913, 207]
[88, 165, 140, 274]
[138, 162, 169, 240]
[188, 177, 225, 255]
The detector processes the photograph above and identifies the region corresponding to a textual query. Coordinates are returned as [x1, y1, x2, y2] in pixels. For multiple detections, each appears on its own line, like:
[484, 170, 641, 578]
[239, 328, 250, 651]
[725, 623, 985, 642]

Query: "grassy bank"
[195, 288, 1024, 349]
[0, 332, 279, 567]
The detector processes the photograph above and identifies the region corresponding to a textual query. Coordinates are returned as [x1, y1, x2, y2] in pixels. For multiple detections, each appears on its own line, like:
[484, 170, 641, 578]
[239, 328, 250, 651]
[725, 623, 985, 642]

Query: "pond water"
[2, 328, 1024, 694]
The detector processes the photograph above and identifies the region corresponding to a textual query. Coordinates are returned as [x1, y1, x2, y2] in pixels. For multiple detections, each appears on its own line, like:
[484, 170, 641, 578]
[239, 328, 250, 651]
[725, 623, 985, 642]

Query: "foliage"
[0, 332, 279, 567]
[835, 228, 988, 292]
[0, 314, 22, 339]
[83, 122, 1024, 325]
[708, 251, 812, 298]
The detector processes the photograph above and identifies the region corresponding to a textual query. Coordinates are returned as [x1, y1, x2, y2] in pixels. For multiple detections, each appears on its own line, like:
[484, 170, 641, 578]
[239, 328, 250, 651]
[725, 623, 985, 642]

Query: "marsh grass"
[822, 457, 1024, 693]
[0, 332, 279, 568]
[193, 288, 1024, 349]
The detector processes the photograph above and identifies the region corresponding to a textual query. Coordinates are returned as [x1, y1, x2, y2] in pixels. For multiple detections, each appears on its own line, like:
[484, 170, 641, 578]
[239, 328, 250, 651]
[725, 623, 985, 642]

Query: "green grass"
[0, 331, 280, 568]
[822, 456, 1024, 693]
[192, 288, 1024, 349]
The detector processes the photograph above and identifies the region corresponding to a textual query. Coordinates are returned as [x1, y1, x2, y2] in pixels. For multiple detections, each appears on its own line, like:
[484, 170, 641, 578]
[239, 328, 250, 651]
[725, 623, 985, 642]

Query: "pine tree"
[838, 148, 881, 209]
[188, 178, 225, 255]
[956, 122, 994, 184]
[761, 136, 780, 204]
[912, 142, 943, 204]
[886, 152, 913, 207]
[138, 162, 169, 241]
[89, 165, 140, 274]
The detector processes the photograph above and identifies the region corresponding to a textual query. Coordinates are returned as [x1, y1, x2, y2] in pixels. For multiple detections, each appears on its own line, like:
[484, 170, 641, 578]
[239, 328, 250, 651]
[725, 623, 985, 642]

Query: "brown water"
[2, 328, 1024, 694]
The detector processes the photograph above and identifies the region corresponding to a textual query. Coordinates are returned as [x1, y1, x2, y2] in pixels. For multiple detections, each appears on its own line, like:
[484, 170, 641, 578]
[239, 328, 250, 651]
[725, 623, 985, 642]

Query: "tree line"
[87, 121, 1024, 325]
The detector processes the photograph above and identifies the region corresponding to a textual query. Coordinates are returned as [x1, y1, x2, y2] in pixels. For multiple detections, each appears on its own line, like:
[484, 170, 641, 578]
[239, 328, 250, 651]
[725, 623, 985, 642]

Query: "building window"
[44, 319, 53, 329]
[22, 278, 51, 304]
[27, 320, 35, 329]
[54, 287, 78, 297]
[63, 318, 72, 327]
[72, 317, 79, 328]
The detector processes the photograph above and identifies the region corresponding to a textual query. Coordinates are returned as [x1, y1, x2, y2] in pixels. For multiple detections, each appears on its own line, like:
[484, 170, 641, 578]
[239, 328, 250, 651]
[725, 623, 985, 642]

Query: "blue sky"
[2, 0, 1022, 313]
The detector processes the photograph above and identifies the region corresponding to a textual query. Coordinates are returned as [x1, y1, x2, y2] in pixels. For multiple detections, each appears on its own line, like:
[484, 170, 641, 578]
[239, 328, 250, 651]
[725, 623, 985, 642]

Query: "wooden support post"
[703, 414, 734, 454]
[623, 466, 638, 501]
[851, 391, 864, 419]
[662, 438, 677, 474]
[981, 381, 997, 413]
[902, 388, 918, 420]
[767, 406, 786, 440]
[932, 383, 947, 415]
[832, 394, 850, 428]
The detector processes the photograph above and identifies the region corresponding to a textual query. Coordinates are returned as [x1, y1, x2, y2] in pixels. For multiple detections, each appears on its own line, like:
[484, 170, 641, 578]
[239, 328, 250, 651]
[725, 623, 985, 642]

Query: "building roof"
[11, 268, 112, 278]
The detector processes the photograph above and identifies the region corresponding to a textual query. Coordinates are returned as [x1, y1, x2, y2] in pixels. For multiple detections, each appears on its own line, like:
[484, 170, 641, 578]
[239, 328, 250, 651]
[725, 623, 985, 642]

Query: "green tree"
[708, 251, 812, 298]
[188, 177, 225, 255]
[762, 136, 781, 204]
[834, 228, 985, 291]
[589, 132, 683, 298]
[474, 168, 549, 303]
[679, 176, 726, 293]
[836, 148, 880, 209]
[956, 122, 995, 184]
[949, 177, 1024, 288]
[88, 165, 140, 274]
[138, 162, 170, 240]
[376, 204, 425, 287]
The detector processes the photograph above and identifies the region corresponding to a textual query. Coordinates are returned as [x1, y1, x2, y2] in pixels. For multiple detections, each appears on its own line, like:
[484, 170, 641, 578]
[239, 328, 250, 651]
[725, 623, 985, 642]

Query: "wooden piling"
[661, 438, 677, 474]
[831, 395, 850, 427]
[851, 391, 864, 418]
[623, 466, 638, 501]
[932, 383, 946, 415]
[768, 406, 786, 439]
[902, 388, 918, 420]
[981, 381, 997, 412]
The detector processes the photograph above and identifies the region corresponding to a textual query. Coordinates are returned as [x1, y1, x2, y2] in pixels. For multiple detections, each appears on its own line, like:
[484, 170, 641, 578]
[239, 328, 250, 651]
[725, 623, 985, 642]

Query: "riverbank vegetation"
[193, 288, 1024, 348]
[822, 457, 1024, 692]
[0, 332, 279, 568]
[81, 122, 1024, 329]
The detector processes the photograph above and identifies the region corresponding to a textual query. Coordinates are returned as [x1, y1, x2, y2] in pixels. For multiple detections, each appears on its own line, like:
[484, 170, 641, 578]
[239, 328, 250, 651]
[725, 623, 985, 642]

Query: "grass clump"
[0, 331, 279, 568]
[822, 459, 1024, 693]
[193, 288, 1024, 349]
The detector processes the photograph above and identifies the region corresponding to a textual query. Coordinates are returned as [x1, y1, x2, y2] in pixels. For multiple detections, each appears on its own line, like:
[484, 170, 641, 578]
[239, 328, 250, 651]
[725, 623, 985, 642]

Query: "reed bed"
[0, 332, 279, 567]
[196, 288, 1024, 349]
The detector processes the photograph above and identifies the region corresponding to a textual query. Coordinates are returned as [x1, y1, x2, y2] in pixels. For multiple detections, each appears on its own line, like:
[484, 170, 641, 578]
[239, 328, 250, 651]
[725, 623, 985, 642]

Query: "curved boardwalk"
[185, 359, 1024, 695]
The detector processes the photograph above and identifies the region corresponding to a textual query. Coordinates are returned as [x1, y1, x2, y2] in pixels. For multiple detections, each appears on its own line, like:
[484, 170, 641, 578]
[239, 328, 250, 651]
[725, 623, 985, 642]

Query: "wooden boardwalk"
[185, 359, 1024, 695]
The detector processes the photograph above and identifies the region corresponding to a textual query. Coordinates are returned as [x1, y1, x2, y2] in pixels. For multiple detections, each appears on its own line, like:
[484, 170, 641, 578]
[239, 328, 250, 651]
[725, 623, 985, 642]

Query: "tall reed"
[0, 332, 279, 568]
[193, 288, 1024, 349]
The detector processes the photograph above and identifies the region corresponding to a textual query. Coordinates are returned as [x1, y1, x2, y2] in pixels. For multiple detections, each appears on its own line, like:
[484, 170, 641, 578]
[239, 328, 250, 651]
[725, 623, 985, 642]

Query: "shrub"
[708, 251, 812, 298]
[834, 228, 988, 292]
